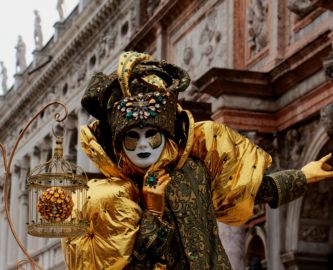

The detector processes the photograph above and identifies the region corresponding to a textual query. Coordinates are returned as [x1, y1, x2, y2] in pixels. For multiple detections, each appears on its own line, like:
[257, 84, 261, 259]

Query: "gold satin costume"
[62, 52, 308, 269]
[62, 114, 272, 269]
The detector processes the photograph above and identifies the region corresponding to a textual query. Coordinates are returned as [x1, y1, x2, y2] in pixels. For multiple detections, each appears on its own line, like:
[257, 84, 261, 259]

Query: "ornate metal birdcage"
[27, 132, 88, 238]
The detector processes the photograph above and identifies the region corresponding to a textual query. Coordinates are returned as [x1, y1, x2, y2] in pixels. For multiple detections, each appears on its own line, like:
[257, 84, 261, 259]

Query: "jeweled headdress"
[81, 51, 190, 152]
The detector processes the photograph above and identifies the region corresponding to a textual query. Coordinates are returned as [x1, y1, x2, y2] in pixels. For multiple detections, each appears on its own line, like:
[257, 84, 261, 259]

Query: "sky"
[0, 0, 78, 94]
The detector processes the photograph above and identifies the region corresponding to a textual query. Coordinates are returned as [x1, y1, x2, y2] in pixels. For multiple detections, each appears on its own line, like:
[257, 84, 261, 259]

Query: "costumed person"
[62, 51, 333, 269]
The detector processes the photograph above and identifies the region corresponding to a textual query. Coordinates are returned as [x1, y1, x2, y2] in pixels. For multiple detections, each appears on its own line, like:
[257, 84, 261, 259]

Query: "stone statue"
[320, 103, 333, 138]
[0, 61, 8, 94]
[34, 10, 43, 50]
[247, 0, 268, 56]
[288, 0, 315, 18]
[15, 35, 27, 73]
[57, 0, 65, 21]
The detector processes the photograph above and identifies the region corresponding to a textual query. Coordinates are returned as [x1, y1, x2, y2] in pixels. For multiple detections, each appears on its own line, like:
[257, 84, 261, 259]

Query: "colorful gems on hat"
[126, 111, 133, 119]
[150, 111, 157, 117]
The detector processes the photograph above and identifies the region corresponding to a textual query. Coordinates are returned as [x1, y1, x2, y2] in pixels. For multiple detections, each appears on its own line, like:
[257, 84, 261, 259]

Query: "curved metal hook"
[1, 101, 68, 270]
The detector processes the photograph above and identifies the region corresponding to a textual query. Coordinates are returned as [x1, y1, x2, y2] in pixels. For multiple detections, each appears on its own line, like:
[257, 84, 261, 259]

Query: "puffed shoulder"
[62, 178, 142, 270]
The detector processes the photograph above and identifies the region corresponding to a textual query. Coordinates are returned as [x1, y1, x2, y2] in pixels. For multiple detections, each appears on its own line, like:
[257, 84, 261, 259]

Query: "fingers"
[320, 153, 332, 164]
[322, 171, 333, 179]
[157, 174, 171, 189]
[322, 163, 333, 171]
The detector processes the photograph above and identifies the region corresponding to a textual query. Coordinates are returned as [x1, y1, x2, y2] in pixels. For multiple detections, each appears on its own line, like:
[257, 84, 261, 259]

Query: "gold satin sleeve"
[190, 121, 272, 226]
[62, 178, 142, 270]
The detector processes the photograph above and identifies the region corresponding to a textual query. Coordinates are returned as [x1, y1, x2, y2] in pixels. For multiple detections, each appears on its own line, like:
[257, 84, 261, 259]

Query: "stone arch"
[284, 126, 333, 267]
[245, 226, 267, 269]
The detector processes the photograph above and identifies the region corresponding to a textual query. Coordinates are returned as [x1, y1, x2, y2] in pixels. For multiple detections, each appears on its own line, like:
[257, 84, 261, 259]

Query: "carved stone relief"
[174, 2, 228, 84]
[199, 8, 222, 67]
[288, 0, 316, 18]
[301, 182, 333, 220]
[285, 129, 304, 168]
[281, 121, 318, 169]
[320, 103, 333, 138]
[299, 224, 329, 243]
[297, 129, 333, 244]
[247, 0, 268, 57]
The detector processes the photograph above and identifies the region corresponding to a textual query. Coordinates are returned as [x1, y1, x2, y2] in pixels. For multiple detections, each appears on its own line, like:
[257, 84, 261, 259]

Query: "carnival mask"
[123, 126, 165, 168]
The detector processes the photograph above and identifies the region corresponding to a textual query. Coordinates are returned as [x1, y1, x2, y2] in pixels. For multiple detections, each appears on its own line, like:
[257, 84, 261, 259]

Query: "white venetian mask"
[122, 126, 165, 168]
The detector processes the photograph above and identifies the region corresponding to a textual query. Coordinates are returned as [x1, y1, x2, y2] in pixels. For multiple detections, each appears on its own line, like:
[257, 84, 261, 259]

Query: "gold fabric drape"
[190, 121, 272, 225]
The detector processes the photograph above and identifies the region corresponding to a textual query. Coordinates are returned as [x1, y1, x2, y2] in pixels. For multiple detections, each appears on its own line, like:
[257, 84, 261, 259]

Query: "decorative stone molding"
[0, 0, 124, 140]
[311, 0, 333, 11]
[288, 0, 316, 18]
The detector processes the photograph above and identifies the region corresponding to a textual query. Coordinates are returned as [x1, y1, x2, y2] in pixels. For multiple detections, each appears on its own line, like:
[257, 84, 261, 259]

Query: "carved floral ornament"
[247, 0, 269, 57]
[181, 7, 222, 75]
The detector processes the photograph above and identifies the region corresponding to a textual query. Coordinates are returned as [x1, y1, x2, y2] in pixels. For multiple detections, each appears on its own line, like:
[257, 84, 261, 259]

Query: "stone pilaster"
[218, 222, 246, 270]
[27, 147, 40, 253]
[7, 165, 21, 264]
[0, 213, 8, 268]
[77, 108, 90, 170]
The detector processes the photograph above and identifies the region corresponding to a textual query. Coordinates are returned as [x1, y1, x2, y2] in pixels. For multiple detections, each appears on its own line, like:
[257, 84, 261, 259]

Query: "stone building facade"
[0, 0, 333, 269]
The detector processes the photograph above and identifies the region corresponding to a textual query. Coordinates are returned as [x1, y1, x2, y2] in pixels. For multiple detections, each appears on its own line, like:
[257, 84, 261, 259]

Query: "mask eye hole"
[145, 129, 158, 138]
[126, 131, 139, 139]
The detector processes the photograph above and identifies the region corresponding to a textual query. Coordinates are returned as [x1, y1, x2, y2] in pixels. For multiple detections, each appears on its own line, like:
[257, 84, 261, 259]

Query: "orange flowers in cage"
[37, 187, 74, 223]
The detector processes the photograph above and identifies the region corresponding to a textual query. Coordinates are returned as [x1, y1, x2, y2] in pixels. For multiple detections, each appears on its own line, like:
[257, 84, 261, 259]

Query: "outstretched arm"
[255, 154, 333, 207]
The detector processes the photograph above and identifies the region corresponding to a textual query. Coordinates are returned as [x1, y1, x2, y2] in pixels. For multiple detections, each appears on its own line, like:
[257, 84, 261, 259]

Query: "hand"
[142, 170, 171, 218]
[301, 153, 333, 184]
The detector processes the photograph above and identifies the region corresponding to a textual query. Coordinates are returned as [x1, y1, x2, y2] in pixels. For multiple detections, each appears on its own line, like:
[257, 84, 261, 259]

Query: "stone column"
[218, 222, 246, 270]
[267, 207, 285, 270]
[27, 148, 40, 253]
[155, 23, 167, 60]
[0, 211, 8, 268]
[77, 108, 90, 169]
[18, 182, 29, 259]
[7, 165, 21, 264]
[40, 137, 52, 246]
[63, 113, 77, 163]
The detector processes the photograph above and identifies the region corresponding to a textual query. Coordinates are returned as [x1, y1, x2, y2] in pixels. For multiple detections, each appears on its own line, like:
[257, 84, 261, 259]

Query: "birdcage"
[27, 133, 88, 238]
